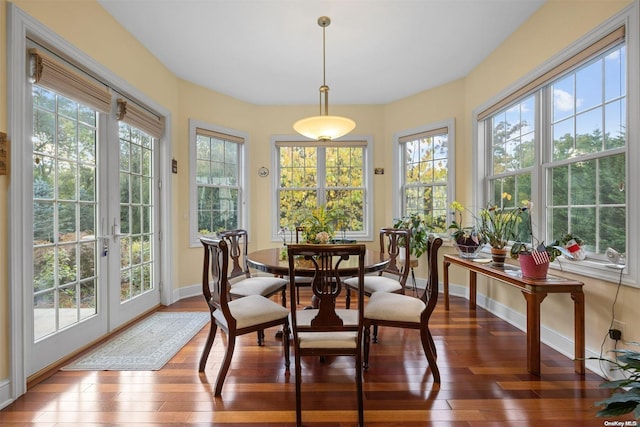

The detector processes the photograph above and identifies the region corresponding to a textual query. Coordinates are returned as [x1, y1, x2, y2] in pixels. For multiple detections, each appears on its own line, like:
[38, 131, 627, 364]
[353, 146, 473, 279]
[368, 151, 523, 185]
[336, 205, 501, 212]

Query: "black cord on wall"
[597, 266, 624, 378]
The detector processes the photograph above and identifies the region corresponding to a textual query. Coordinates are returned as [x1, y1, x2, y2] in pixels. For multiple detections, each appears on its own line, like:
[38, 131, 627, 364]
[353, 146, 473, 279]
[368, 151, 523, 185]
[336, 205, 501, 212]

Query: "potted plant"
[592, 343, 640, 420]
[509, 202, 573, 278]
[559, 233, 585, 260]
[393, 213, 429, 259]
[448, 201, 486, 258]
[479, 192, 524, 266]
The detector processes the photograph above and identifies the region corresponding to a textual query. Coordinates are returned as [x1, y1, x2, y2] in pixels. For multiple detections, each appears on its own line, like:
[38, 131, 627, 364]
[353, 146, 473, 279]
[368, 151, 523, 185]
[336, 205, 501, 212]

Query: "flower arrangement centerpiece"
[392, 213, 430, 258]
[448, 201, 486, 258]
[301, 205, 335, 244]
[479, 192, 525, 266]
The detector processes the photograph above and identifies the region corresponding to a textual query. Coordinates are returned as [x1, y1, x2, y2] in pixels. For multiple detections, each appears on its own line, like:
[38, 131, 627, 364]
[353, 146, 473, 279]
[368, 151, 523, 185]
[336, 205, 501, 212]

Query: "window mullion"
[317, 146, 327, 205]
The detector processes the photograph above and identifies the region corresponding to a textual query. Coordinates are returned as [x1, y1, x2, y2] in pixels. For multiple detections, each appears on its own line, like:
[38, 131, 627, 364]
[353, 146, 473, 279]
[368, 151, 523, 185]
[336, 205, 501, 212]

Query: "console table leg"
[572, 290, 586, 375]
[523, 291, 547, 376]
[469, 271, 477, 310]
[443, 260, 450, 310]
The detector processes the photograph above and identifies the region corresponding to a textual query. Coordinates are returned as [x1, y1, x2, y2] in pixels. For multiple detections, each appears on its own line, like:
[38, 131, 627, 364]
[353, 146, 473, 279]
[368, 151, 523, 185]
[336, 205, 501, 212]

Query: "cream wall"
[1, 0, 638, 400]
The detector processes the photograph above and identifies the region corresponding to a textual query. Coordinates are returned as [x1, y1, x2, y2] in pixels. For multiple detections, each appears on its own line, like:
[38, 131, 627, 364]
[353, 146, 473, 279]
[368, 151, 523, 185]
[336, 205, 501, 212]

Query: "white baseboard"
[172, 283, 201, 302]
[0, 378, 12, 410]
[443, 282, 606, 379]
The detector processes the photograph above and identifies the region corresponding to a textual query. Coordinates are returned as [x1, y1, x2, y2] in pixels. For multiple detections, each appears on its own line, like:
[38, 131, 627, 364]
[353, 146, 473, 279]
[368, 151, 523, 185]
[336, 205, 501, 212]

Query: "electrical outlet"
[612, 320, 626, 341]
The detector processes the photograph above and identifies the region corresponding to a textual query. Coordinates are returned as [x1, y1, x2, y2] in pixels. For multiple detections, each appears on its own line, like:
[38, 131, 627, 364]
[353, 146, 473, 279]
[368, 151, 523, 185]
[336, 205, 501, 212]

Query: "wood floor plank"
[1, 292, 634, 426]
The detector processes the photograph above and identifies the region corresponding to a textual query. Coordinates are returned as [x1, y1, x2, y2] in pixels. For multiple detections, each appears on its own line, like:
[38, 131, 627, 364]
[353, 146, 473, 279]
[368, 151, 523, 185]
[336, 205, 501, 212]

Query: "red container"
[518, 253, 549, 279]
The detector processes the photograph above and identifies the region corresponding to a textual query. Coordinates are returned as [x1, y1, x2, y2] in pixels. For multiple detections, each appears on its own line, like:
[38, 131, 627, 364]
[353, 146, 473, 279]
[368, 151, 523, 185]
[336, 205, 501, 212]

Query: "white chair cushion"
[364, 292, 425, 323]
[213, 294, 289, 330]
[292, 308, 359, 349]
[344, 275, 402, 294]
[297, 331, 358, 349]
[229, 276, 287, 298]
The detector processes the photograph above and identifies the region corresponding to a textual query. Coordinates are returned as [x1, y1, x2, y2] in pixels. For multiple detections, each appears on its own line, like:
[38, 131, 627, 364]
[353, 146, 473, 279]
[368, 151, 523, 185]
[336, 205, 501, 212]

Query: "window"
[477, 23, 635, 282]
[274, 137, 372, 241]
[189, 120, 245, 244]
[397, 121, 454, 233]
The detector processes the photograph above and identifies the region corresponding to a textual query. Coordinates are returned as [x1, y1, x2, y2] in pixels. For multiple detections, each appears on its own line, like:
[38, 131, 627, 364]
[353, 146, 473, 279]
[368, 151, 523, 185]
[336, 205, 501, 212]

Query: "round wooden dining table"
[246, 247, 390, 277]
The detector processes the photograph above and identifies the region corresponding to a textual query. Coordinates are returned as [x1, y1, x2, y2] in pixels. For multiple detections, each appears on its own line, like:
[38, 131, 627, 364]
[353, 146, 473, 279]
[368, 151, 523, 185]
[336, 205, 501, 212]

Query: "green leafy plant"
[592, 343, 640, 420]
[479, 192, 524, 249]
[301, 205, 336, 243]
[393, 213, 430, 258]
[448, 201, 486, 244]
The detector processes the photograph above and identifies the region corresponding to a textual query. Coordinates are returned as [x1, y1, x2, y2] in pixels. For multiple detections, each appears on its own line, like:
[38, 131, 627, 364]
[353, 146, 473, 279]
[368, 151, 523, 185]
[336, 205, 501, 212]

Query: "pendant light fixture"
[293, 16, 356, 142]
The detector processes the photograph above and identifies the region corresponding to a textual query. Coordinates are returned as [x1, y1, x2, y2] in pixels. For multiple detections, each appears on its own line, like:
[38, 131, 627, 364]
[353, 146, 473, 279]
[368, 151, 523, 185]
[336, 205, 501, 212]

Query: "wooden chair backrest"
[378, 227, 411, 286]
[218, 229, 250, 280]
[200, 237, 234, 326]
[287, 244, 366, 332]
[421, 235, 443, 319]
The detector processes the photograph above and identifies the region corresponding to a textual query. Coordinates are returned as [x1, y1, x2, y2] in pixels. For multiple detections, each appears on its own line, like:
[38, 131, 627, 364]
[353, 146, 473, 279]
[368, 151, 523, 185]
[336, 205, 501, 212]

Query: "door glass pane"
[119, 123, 155, 303]
[32, 85, 98, 341]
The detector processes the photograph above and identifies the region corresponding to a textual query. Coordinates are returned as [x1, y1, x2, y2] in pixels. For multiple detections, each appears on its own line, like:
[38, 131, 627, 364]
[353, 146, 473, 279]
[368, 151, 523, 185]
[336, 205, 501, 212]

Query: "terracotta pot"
[490, 247, 508, 267]
[518, 253, 549, 279]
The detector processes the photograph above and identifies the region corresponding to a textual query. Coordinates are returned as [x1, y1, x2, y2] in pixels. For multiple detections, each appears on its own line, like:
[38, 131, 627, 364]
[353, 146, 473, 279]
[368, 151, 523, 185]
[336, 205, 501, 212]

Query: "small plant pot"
[490, 247, 508, 267]
[518, 253, 549, 279]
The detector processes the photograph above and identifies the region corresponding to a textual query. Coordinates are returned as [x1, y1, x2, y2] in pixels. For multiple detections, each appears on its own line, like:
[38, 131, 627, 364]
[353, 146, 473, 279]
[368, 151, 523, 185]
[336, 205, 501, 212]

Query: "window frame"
[474, 7, 639, 286]
[394, 119, 456, 233]
[188, 119, 248, 246]
[271, 135, 373, 243]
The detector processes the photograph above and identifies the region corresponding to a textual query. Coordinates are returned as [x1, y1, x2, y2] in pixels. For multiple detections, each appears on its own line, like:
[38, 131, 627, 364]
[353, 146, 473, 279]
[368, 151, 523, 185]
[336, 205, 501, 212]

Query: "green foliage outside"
[278, 145, 365, 234]
[490, 95, 626, 256]
[402, 134, 449, 234]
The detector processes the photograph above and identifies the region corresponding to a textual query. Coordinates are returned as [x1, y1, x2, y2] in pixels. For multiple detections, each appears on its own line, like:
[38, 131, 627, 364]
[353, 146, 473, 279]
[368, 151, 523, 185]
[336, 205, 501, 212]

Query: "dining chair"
[199, 237, 290, 396]
[344, 227, 411, 308]
[362, 234, 443, 385]
[287, 243, 366, 427]
[219, 229, 288, 343]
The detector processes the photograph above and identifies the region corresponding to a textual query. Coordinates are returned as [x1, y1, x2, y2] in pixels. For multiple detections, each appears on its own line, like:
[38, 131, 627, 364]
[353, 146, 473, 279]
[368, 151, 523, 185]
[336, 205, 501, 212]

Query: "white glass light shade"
[293, 115, 356, 142]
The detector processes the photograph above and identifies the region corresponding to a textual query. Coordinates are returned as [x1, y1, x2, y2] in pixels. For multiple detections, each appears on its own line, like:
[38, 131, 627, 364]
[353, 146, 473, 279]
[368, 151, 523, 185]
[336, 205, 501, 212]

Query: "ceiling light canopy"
[293, 16, 356, 142]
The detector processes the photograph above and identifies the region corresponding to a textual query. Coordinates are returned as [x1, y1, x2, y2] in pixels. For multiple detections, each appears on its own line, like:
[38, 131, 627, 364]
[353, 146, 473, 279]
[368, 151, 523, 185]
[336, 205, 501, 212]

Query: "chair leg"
[345, 288, 352, 309]
[281, 287, 287, 308]
[372, 324, 379, 343]
[363, 323, 371, 370]
[420, 327, 440, 384]
[356, 350, 364, 427]
[214, 333, 236, 396]
[427, 329, 437, 359]
[257, 329, 265, 345]
[199, 320, 218, 372]
[283, 321, 291, 370]
[294, 348, 303, 427]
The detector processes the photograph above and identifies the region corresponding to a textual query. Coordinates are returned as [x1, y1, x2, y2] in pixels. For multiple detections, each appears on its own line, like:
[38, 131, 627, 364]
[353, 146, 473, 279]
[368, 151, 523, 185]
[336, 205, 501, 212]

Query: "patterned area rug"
[62, 311, 210, 371]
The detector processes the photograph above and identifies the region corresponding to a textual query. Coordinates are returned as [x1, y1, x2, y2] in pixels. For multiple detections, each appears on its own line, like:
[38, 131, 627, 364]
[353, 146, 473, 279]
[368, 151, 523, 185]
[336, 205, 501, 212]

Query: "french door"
[29, 85, 161, 375]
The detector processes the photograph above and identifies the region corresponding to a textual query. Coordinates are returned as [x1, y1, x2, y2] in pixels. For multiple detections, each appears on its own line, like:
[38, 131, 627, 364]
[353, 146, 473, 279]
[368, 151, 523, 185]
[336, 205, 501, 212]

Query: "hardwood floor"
[0, 291, 628, 426]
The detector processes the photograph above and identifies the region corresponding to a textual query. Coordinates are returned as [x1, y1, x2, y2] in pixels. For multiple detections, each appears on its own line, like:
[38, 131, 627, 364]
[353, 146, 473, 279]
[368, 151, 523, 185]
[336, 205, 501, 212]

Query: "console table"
[443, 253, 585, 376]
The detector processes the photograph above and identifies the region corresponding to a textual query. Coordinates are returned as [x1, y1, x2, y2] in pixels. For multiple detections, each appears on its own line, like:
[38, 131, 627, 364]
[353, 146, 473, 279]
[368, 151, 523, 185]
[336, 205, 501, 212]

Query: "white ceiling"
[97, 0, 546, 106]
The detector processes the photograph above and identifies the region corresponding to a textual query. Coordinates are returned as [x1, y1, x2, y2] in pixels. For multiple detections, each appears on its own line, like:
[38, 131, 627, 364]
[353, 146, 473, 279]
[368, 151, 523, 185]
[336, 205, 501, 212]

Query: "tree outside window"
[276, 140, 367, 240]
